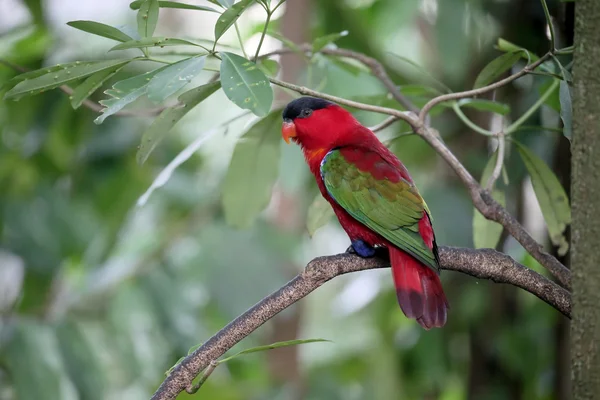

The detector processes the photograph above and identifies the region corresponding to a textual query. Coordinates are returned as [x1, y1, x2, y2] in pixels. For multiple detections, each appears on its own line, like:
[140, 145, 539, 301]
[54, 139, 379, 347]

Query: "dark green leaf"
[214, 0, 254, 43]
[515, 141, 571, 255]
[559, 81, 572, 141]
[473, 151, 505, 249]
[220, 52, 273, 117]
[67, 21, 133, 42]
[130, 0, 218, 12]
[219, 339, 330, 363]
[137, 81, 221, 163]
[147, 55, 206, 103]
[137, 0, 160, 38]
[474, 51, 522, 89]
[222, 109, 282, 228]
[312, 30, 348, 52]
[457, 99, 510, 115]
[306, 194, 334, 236]
[4, 59, 131, 100]
[109, 37, 203, 51]
[70, 64, 128, 109]
[94, 66, 169, 124]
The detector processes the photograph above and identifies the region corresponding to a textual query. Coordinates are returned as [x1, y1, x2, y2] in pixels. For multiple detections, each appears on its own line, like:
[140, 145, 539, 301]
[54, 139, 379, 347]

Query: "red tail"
[390, 247, 449, 329]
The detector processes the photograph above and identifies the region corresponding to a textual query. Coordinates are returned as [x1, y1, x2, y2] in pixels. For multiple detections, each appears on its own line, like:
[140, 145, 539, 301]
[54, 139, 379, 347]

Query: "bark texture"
[572, 1, 600, 398]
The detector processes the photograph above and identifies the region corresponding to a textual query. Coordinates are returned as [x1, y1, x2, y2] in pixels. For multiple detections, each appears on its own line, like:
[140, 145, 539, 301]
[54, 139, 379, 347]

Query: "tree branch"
[150, 246, 571, 400]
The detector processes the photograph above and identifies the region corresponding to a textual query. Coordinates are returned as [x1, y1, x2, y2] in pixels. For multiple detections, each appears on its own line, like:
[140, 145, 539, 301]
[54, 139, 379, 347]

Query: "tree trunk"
[571, 1, 600, 399]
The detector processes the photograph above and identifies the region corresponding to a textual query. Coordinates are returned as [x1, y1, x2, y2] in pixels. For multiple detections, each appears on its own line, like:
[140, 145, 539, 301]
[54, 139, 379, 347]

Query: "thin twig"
[539, 0, 556, 50]
[418, 52, 553, 121]
[150, 246, 571, 400]
[234, 22, 249, 59]
[185, 361, 218, 394]
[371, 116, 399, 132]
[269, 77, 418, 126]
[254, 11, 272, 62]
[487, 132, 505, 191]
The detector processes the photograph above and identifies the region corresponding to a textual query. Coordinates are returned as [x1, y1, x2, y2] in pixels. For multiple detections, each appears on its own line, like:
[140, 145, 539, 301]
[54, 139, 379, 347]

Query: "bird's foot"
[347, 239, 376, 258]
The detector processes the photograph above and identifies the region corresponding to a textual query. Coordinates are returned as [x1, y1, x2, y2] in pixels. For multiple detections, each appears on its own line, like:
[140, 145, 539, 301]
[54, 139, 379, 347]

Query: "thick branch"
[150, 246, 570, 400]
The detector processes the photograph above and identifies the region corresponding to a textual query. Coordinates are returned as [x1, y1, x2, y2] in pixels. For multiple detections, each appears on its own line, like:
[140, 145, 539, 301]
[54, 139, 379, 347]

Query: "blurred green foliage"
[0, 0, 571, 399]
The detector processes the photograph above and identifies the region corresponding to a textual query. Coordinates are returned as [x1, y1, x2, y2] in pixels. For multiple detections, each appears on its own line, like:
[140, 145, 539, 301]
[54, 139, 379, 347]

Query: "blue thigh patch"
[352, 239, 376, 257]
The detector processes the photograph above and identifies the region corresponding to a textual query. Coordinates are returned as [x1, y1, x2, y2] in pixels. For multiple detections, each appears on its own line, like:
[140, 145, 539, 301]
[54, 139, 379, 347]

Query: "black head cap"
[282, 97, 334, 121]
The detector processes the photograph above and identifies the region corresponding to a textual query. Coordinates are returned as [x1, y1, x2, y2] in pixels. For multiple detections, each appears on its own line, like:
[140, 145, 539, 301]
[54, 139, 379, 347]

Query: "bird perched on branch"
[281, 97, 448, 329]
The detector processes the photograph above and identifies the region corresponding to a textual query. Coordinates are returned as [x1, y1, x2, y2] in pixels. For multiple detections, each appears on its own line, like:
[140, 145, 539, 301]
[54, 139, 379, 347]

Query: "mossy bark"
[571, 1, 600, 398]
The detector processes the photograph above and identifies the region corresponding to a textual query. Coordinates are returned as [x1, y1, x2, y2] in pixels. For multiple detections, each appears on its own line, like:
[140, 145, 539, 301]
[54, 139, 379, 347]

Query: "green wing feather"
[321, 149, 438, 271]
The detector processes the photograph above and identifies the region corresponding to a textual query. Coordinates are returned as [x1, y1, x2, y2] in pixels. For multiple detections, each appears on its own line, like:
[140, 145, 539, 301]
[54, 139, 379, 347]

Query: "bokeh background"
[0, 0, 572, 399]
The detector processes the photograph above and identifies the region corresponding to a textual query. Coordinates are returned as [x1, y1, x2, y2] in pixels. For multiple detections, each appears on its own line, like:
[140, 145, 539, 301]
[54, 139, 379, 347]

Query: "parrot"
[281, 96, 448, 329]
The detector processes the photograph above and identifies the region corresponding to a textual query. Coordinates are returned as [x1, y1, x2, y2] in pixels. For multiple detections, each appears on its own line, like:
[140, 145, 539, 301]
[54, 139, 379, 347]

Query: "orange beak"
[282, 119, 297, 144]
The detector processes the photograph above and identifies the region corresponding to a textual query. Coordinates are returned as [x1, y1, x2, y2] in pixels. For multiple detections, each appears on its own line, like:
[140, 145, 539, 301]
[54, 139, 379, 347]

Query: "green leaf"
[94, 66, 168, 124]
[109, 37, 203, 51]
[67, 21, 133, 42]
[137, 81, 221, 163]
[552, 59, 573, 141]
[130, 0, 218, 12]
[2, 64, 68, 92]
[495, 38, 539, 62]
[474, 51, 522, 89]
[214, 0, 254, 43]
[559, 81, 572, 141]
[514, 141, 571, 255]
[70, 64, 128, 109]
[220, 52, 273, 117]
[222, 109, 282, 228]
[257, 59, 280, 76]
[473, 151, 505, 249]
[312, 30, 348, 52]
[137, 0, 160, 38]
[4, 59, 131, 100]
[457, 98, 510, 115]
[219, 339, 330, 363]
[147, 55, 206, 103]
[306, 194, 335, 237]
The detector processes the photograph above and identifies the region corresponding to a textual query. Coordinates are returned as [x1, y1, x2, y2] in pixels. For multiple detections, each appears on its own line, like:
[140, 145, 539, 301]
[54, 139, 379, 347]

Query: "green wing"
[321, 148, 438, 271]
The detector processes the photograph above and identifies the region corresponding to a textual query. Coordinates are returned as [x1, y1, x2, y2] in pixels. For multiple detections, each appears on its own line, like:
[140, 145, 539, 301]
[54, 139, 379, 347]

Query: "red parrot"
[281, 97, 448, 329]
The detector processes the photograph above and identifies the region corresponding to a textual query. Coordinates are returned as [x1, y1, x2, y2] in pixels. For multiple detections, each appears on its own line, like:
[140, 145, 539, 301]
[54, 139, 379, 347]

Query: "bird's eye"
[300, 109, 313, 118]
